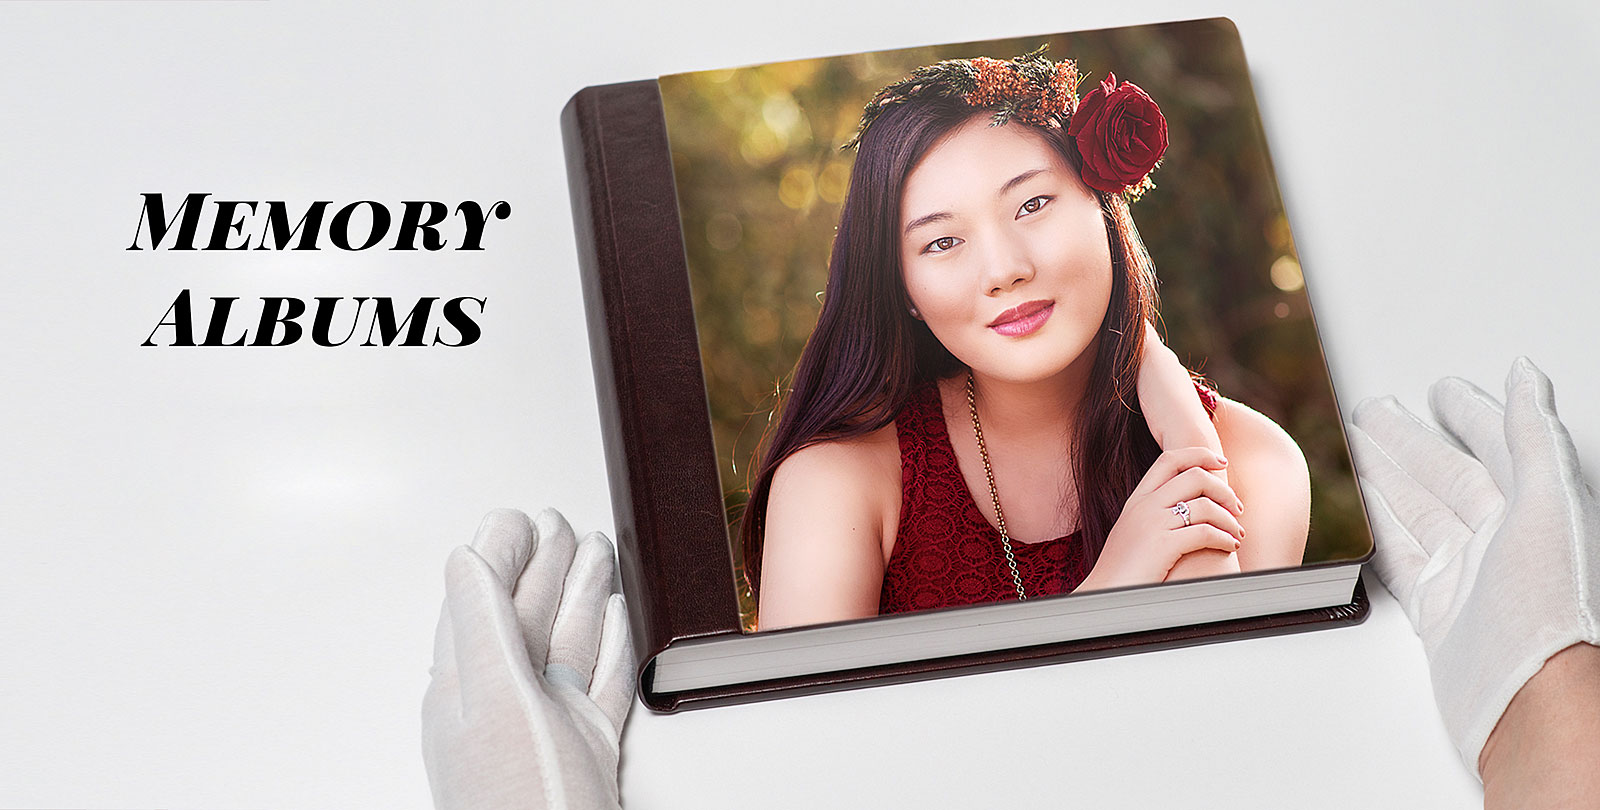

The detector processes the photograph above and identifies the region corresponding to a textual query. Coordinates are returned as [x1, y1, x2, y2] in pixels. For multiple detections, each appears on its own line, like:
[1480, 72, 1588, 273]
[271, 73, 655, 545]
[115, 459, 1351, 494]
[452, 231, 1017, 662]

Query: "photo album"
[563, 17, 1373, 712]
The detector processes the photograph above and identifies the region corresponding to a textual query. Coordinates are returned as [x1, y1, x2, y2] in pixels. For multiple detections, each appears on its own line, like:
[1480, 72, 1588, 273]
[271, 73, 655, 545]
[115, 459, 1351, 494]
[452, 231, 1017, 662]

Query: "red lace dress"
[878, 382, 1094, 614]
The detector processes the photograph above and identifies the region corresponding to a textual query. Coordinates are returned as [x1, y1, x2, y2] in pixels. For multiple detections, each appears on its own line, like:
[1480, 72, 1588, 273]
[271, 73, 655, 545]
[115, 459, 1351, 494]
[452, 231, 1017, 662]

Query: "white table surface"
[2, 1, 1594, 807]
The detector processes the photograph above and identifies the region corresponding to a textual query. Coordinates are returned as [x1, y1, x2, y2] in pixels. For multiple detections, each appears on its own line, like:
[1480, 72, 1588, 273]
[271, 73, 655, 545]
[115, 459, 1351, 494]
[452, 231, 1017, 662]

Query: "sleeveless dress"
[878, 382, 1094, 614]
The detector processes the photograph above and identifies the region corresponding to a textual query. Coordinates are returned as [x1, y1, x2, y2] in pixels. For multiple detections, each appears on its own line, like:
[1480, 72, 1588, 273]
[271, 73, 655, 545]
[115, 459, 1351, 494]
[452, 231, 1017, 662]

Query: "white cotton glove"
[422, 508, 636, 809]
[1348, 358, 1600, 777]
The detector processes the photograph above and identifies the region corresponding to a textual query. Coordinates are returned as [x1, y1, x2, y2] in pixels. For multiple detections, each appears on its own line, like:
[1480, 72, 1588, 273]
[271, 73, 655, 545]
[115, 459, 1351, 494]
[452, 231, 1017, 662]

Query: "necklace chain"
[965, 371, 1027, 601]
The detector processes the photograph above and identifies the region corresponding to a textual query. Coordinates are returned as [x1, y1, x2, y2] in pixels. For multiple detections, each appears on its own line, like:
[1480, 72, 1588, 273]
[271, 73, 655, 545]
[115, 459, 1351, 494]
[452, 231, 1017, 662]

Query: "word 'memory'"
[127, 193, 512, 251]
[142, 291, 485, 347]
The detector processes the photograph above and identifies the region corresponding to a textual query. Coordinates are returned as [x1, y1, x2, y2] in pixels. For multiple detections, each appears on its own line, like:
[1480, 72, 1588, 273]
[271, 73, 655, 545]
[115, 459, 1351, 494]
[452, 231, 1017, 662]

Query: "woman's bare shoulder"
[1212, 396, 1310, 569]
[760, 423, 901, 629]
[769, 423, 901, 513]
[1213, 396, 1306, 475]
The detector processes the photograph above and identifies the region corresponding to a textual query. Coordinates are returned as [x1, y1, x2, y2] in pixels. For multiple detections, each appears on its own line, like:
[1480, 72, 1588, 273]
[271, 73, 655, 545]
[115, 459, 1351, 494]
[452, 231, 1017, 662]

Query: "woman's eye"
[1017, 195, 1053, 217]
[923, 235, 963, 254]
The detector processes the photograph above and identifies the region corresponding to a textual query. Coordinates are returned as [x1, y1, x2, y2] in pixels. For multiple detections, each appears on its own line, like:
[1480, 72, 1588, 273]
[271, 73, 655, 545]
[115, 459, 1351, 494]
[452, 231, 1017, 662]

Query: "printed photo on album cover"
[658, 19, 1371, 633]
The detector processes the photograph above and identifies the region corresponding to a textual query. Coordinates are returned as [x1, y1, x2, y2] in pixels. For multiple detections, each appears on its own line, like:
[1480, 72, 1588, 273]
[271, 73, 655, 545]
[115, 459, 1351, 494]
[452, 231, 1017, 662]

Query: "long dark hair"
[739, 94, 1161, 599]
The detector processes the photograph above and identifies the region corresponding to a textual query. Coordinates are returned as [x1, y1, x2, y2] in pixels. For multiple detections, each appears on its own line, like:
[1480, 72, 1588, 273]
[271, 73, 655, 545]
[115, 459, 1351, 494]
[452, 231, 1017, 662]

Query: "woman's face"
[899, 115, 1113, 385]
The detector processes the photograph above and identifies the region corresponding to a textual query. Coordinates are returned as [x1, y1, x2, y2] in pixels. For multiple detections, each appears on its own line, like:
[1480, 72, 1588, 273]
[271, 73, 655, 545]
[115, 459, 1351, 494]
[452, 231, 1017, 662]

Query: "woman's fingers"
[1134, 446, 1229, 498]
[1170, 496, 1245, 540]
[1151, 466, 1243, 518]
[1168, 523, 1243, 556]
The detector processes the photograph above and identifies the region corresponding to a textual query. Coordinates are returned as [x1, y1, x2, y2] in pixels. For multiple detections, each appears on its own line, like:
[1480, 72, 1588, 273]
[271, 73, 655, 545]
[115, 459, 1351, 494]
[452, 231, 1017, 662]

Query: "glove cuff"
[1434, 626, 1600, 779]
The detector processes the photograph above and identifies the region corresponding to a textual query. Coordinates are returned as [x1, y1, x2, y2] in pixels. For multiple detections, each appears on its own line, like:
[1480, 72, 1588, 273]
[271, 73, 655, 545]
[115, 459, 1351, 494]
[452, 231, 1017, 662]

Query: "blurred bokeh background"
[659, 18, 1370, 621]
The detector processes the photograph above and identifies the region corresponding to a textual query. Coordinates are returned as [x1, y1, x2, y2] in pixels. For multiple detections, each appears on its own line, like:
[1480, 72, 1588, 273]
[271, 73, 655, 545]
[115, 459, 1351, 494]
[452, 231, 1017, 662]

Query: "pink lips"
[988, 300, 1054, 337]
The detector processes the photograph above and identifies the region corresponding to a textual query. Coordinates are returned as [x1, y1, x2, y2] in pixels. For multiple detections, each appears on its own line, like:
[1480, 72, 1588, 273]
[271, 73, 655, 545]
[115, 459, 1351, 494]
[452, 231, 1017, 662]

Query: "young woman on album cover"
[738, 50, 1311, 630]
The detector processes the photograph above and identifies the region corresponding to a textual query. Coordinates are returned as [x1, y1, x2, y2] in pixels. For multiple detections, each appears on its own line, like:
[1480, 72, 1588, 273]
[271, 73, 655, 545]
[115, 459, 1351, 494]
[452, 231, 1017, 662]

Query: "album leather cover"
[562, 18, 1372, 713]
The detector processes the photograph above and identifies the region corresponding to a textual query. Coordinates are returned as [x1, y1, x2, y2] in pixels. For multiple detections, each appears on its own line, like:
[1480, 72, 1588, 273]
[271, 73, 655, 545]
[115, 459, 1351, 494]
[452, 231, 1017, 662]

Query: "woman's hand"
[1077, 447, 1245, 592]
[1136, 320, 1225, 484]
[1135, 322, 1240, 581]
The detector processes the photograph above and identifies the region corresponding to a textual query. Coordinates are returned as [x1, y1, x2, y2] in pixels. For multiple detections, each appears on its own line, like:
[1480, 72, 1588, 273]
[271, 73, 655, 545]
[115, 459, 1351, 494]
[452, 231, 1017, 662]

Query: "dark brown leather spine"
[562, 80, 745, 711]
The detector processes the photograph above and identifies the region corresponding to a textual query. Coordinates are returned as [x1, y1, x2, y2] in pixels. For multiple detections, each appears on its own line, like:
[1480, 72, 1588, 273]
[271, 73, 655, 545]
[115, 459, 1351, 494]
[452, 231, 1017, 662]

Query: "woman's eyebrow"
[998, 168, 1048, 196]
[903, 210, 952, 236]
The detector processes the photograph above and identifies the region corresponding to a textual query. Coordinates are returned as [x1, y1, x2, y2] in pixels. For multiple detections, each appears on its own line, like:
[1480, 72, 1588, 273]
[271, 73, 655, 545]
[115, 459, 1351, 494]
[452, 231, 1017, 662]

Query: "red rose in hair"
[1066, 73, 1168, 193]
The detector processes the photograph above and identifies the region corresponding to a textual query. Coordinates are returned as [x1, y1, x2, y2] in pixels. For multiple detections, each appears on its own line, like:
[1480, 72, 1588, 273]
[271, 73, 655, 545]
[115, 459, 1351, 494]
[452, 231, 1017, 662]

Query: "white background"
[2, 1, 1596, 808]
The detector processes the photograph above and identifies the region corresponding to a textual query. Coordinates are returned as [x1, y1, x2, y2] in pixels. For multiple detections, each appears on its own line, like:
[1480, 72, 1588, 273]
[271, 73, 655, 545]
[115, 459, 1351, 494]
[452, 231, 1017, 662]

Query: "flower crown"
[842, 45, 1168, 200]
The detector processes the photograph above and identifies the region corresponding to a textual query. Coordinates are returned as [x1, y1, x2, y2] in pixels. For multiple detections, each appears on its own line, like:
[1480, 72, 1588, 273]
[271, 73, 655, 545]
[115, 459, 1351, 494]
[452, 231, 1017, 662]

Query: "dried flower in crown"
[843, 45, 1166, 200]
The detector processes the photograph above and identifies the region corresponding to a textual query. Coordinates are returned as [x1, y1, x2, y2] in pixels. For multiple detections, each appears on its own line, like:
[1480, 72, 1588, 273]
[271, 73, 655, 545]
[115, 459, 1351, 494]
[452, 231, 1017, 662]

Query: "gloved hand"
[422, 508, 635, 809]
[1348, 358, 1599, 777]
